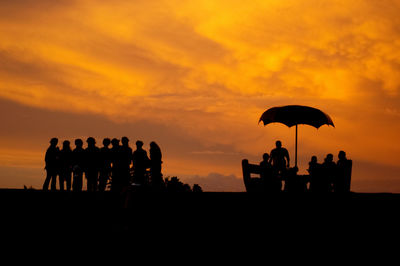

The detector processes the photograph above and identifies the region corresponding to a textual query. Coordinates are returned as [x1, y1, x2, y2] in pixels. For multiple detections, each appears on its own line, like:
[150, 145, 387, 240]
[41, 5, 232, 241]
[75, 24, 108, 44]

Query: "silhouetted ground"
[1, 189, 400, 246]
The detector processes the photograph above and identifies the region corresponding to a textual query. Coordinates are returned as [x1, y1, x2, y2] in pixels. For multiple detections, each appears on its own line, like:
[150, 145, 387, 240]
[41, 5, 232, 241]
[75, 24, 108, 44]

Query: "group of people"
[43, 137, 163, 193]
[258, 140, 352, 192]
[307, 151, 352, 193]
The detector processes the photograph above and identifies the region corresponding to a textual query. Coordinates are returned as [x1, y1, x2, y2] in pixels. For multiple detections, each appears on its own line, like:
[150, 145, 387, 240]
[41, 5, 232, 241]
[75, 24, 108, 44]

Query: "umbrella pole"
[295, 124, 298, 168]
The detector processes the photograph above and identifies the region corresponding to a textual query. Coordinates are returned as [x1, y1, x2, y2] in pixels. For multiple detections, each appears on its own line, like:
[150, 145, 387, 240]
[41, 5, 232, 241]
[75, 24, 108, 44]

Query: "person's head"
[150, 141, 159, 150]
[121, 136, 129, 146]
[75, 138, 83, 148]
[262, 153, 269, 161]
[311, 155, 317, 163]
[62, 140, 70, 149]
[136, 140, 144, 148]
[50, 138, 58, 146]
[102, 138, 111, 147]
[325, 153, 333, 162]
[276, 140, 282, 148]
[86, 137, 96, 146]
[111, 138, 120, 147]
[338, 150, 346, 160]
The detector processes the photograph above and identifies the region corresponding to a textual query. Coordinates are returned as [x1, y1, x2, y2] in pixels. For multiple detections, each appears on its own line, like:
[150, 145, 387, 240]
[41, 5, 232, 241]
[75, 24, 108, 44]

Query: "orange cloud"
[1, 0, 400, 191]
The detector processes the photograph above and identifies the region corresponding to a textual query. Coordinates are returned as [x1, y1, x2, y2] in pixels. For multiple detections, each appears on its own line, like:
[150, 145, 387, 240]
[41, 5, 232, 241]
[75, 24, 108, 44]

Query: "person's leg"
[50, 171, 57, 191]
[99, 172, 107, 191]
[59, 172, 65, 191]
[43, 170, 51, 190]
[66, 171, 72, 191]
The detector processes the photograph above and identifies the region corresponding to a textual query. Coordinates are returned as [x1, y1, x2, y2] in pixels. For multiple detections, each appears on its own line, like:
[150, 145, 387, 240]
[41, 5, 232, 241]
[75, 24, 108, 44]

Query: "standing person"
[72, 138, 85, 192]
[59, 140, 73, 191]
[149, 141, 163, 189]
[43, 138, 60, 191]
[110, 138, 122, 192]
[120, 137, 133, 188]
[322, 153, 336, 192]
[268, 140, 290, 175]
[85, 137, 100, 192]
[132, 140, 150, 185]
[99, 138, 112, 192]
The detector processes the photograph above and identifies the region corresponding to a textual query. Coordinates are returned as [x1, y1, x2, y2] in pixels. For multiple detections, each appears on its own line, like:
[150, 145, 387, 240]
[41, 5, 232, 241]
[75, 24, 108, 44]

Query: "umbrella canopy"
[259, 105, 334, 168]
[259, 105, 334, 128]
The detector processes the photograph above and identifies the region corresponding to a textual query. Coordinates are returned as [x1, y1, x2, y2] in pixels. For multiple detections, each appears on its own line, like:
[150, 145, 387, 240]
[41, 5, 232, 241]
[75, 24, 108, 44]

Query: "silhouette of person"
[132, 140, 150, 185]
[282, 166, 301, 192]
[72, 138, 85, 192]
[269, 140, 290, 174]
[308, 156, 322, 192]
[59, 140, 73, 191]
[110, 138, 123, 192]
[334, 151, 351, 193]
[99, 138, 112, 192]
[43, 138, 60, 191]
[85, 137, 100, 192]
[149, 141, 163, 189]
[260, 153, 281, 193]
[120, 136, 133, 188]
[321, 153, 336, 192]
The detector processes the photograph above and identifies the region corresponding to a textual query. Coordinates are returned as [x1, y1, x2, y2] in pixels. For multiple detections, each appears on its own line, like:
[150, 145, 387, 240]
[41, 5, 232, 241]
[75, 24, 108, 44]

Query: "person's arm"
[268, 150, 273, 164]
[44, 150, 48, 170]
[285, 149, 290, 167]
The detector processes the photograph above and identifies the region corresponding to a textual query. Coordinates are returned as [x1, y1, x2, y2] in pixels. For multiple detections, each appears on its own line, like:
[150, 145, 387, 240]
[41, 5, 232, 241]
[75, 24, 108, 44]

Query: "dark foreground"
[2, 188, 400, 253]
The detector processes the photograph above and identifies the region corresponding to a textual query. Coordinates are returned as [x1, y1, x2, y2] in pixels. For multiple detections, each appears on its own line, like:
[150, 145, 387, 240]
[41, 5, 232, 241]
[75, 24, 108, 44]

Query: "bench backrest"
[242, 159, 262, 192]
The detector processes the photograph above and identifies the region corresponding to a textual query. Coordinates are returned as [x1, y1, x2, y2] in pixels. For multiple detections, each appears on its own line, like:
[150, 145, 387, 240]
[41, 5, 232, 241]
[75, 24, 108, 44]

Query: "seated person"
[334, 151, 352, 193]
[260, 153, 281, 192]
[321, 154, 336, 192]
[308, 156, 322, 192]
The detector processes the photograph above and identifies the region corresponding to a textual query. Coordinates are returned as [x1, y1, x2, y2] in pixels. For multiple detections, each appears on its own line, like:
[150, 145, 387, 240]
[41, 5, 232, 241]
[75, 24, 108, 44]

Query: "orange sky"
[1, 0, 400, 191]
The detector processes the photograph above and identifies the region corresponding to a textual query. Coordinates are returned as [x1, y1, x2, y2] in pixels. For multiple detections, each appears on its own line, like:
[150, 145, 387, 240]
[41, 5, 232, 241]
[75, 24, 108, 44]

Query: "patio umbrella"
[259, 105, 334, 167]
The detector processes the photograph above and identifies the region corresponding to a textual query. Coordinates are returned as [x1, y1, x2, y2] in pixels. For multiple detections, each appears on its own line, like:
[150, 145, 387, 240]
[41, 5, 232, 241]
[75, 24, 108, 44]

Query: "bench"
[242, 159, 263, 193]
[242, 158, 353, 193]
[242, 159, 309, 193]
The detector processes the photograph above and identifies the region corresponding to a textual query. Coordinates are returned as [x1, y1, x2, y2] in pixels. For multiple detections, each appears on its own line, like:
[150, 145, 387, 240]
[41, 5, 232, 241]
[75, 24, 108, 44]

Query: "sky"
[1, 0, 400, 192]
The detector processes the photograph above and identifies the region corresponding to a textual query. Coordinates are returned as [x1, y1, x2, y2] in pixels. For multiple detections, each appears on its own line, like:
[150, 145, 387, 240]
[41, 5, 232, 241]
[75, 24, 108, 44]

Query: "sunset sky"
[1, 0, 400, 192]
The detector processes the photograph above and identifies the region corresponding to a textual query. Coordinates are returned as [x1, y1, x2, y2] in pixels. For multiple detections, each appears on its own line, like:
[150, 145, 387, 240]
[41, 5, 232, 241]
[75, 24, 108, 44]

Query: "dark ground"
[1, 189, 399, 259]
[0, 189, 396, 262]
[1, 189, 400, 232]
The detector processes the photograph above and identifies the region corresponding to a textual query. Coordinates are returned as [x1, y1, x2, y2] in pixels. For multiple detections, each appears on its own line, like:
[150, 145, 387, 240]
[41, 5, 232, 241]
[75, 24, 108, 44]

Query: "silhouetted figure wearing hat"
[72, 139, 85, 191]
[59, 140, 73, 191]
[149, 141, 163, 189]
[260, 153, 281, 193]
[269, 140, 290, 176]
[132, 140, 150, 186]
[85, 137, 100, 192]
[43, 138, 60, 191]
[99, 138, 112, 192]
[110, 138, 123, 192]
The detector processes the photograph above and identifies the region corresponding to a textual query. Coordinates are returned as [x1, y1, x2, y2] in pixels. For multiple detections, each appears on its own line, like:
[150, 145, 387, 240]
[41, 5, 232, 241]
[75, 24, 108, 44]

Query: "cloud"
[0, 0, 400, 191]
